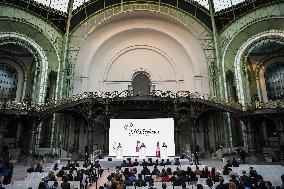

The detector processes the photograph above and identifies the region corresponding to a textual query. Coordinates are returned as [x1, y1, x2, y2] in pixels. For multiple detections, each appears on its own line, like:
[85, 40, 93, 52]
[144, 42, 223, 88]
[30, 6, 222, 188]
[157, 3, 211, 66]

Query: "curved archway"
[233, 30, 284, 105]
[74, 15, 209, 94]
[132, 71, 151, 96]
[0, 32, 48, 104]
[0, 63, 18, 101]
[251, 117, 279, 161]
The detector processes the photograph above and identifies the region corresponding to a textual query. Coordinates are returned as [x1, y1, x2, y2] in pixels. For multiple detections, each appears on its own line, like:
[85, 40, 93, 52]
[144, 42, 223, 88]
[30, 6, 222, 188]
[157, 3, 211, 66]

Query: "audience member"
[133, 159, 139, 166]
[136, 174, 147, 187]
[61, 177, 71, 189]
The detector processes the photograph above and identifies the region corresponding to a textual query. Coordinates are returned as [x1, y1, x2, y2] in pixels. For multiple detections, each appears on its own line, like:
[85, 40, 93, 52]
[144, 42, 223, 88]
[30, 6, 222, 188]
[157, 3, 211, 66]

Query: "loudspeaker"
[108, 158, 112, 161]
[127, 158, 131, 161]
[148, 158, 152, 162]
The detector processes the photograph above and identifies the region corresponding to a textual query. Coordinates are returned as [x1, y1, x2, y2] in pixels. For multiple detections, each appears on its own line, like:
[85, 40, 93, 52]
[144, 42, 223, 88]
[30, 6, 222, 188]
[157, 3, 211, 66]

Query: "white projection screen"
[109, 118, 175, 156]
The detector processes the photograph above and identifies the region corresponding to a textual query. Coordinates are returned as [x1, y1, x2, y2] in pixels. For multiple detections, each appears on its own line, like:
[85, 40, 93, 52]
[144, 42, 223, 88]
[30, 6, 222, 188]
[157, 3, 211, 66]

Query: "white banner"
[109, 118, 175, 156]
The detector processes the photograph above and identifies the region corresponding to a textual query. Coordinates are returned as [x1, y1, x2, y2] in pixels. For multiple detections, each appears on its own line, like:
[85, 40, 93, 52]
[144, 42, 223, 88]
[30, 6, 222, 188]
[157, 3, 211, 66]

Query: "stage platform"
[100, 156, 188, 162]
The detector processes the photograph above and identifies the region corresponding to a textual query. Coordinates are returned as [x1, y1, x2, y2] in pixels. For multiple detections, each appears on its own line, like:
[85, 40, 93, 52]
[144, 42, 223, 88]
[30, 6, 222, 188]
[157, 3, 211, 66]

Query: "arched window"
[132, 72, 151, 96]
[0, 63, 18, 101]
[265, 63, 284, 100]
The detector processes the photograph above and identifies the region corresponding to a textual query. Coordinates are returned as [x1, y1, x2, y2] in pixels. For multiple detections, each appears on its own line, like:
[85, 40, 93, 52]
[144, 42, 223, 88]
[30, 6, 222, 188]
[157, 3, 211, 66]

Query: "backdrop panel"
[109, 118, 175, 156]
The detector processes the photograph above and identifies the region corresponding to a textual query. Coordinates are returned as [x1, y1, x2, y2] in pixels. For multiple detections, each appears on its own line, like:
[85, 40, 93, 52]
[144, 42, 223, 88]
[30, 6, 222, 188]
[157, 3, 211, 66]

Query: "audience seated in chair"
[135, 174, 147, 187]
[133, 159, 139, 166]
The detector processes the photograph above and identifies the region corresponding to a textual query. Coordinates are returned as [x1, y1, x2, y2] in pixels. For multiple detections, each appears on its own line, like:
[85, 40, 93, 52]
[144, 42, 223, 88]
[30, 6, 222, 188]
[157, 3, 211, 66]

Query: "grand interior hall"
[0, 0, 284, 188]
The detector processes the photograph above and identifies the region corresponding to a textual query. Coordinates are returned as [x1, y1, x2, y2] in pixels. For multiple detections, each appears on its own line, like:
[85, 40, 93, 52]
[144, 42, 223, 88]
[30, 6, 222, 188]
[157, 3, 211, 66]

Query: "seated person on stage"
[162, 173, 170, 182]
[152, 165, 160, 175]
[133, 159, 139, 166]
[124, 175, 134, 186]
[166, 159, 171, 165]
[135, 174, 147, 187]
[162, 142, 167, 148]
[174, 158, 181, 166]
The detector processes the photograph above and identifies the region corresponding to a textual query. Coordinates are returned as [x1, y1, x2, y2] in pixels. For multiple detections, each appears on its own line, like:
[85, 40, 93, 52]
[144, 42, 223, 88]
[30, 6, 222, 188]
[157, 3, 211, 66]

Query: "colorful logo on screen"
[124, 122, 134, 131]
[124, 122, 160, 136]
[128, 128, 160, 136]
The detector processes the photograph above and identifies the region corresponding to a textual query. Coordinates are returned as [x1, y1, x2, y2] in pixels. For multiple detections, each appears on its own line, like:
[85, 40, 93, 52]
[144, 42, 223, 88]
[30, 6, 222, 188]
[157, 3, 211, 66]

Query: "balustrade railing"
[0, 90, 283, 113]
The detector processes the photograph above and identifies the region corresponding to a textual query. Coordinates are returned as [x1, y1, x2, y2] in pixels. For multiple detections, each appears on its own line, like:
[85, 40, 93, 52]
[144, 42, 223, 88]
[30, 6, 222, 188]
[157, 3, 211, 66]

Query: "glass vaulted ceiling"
[32, 0, 247, 12]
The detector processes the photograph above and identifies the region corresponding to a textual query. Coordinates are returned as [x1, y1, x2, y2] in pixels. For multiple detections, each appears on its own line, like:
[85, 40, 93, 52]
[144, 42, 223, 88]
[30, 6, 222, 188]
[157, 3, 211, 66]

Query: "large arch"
[234, 30, 284, 105]
[0, 32, 49, 103]
[221, 17, 284, 105]
[0, 56, 27, 101]
[73, 14, 209, 94]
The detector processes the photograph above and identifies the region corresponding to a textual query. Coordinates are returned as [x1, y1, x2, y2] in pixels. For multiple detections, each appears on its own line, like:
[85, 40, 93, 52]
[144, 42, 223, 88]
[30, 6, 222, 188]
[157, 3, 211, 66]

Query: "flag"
[136, 140, 140, 152]
[156, 141, 160, 157]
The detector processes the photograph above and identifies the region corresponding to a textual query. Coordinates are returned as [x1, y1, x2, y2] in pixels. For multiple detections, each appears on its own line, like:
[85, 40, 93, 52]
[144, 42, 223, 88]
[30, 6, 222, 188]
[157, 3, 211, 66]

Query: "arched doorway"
[0, 63, 18, 101]
[265, 63, 284, 100]
[252, 117, 280, 161]
[132, 72, 151, 96]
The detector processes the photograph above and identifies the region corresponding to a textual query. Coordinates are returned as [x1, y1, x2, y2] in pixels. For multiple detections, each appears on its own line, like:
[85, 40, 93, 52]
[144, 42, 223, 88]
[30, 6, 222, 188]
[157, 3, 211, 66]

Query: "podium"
[116, 147, 123, 159]
[160, 146, 168, 160]
[139, 147, 146, 159]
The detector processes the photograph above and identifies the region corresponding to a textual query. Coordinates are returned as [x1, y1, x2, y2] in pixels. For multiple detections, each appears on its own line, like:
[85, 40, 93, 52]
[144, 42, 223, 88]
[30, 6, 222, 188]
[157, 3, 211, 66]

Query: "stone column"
[16, 122, 22, 147]
[72, 115, 81, 160]
[30, 119, 39, 156]
[246, 118, 255, 154]
[275, 117, 284, 146]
